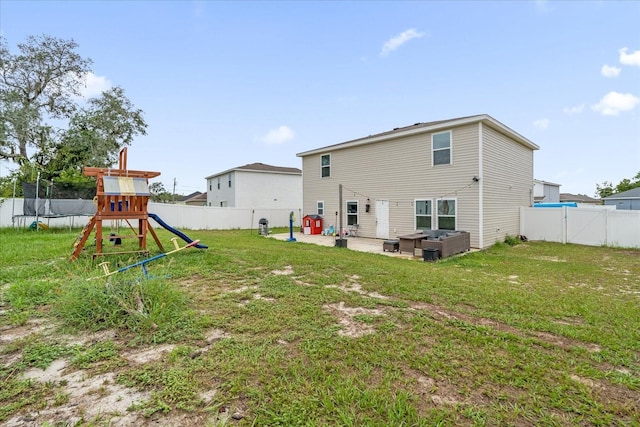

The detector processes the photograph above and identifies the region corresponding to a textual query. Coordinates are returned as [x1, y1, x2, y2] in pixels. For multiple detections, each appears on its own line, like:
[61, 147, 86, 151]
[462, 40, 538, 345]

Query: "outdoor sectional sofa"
[421, 230, 471, 259]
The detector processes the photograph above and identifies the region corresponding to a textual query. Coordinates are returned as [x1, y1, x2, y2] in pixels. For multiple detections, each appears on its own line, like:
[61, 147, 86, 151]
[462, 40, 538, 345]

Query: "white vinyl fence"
[520, 206, 640, 249]
[0, 198, 302, 231]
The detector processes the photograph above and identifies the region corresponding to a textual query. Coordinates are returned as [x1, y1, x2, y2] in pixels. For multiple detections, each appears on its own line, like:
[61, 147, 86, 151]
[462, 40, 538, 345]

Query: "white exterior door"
[375, 200, 389, 239]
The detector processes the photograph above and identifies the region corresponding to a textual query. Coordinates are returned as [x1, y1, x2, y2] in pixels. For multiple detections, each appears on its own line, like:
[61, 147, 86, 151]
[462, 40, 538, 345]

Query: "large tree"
[45, 86, 147, 177]
[0, 34, 146, 183]
[595, 171, 640, 198]
[0, 35, 91, 165]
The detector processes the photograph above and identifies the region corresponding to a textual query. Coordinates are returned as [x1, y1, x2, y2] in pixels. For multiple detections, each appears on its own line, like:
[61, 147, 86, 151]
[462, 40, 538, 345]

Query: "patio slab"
[268, 232, 417, 259]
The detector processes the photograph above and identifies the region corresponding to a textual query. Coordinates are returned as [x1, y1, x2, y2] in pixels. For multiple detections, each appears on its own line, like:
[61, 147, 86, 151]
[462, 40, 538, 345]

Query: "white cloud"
[78, 72, 112, 98]
[533, 118, 550, 129]
[592, 91, 639, 116]
[380, 28, 426, 57]
[534, 0, 553, 13]
[600, 64, 621, 78]
[619, 47, 640, 67]
[260, 126, 295, 145]
[563, 104, 584, 114]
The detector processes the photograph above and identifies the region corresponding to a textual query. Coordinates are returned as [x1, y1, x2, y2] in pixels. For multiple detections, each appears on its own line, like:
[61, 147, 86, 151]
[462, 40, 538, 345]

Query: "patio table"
[397, 232, 427, 255]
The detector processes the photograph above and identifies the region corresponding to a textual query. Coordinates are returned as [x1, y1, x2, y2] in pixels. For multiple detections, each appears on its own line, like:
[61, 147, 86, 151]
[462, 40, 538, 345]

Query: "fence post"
[561, 206, 567, 244]
[605, 208, 609, 247]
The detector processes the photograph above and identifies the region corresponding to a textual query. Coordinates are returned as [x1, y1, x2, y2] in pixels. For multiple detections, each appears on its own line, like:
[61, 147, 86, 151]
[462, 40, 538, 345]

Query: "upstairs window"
[321, 154, 331, 178]
[217, 177, 220, 190]
[415, 200, 432, 230]
[437, 199, 456, 230]
[228, 174, 232, 188]
[432, 131, 452, 166]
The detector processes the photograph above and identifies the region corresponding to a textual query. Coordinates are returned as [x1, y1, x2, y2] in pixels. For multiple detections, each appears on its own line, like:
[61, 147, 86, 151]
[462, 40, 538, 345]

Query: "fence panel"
[1, 198, 302, 231]
[520, 207, 565, 243]
[521, 207, 640, 249]
[566, 208, 607, 246]
[606, 210, 640, 248]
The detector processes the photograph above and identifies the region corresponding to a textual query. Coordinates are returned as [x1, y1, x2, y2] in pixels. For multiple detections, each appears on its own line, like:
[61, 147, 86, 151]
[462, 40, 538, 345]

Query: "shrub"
[504, 235, 520, 246]
[54, 278, 201, 343]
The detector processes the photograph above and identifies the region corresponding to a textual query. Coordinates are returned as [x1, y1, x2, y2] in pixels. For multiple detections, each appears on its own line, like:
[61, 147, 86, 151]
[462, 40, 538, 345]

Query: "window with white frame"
[432, 131, 452, 166]
[415, 200, 432, 230]
[317, 201, 324, 216]
[437, 199, 456, 230]
[346, 201, 358, 225]
[321, 154, 331, 178]
[228, 174, 232, 188]
[217, 177, 220, 190]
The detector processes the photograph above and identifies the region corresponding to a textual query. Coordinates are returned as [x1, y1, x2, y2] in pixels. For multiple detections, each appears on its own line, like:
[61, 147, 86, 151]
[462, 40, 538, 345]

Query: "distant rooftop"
[205, 163, 301, 179]
[559, 193, 600, 203]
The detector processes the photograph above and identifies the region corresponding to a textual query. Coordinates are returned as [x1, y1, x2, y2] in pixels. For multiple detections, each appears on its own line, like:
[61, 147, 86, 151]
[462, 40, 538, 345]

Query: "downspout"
[478, 122, 484, 248]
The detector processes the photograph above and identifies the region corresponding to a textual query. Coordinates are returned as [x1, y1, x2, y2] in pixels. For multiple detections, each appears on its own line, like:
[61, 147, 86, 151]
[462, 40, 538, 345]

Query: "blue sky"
[1, 0, 639, 197]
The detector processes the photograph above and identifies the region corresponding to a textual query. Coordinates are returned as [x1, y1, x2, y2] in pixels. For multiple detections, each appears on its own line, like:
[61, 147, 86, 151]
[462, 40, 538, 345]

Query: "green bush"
[504, 235, 520, 246]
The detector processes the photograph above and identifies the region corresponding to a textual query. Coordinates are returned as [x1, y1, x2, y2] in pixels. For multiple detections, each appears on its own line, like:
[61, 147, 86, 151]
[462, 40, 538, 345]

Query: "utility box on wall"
[302, 214, 323, 235]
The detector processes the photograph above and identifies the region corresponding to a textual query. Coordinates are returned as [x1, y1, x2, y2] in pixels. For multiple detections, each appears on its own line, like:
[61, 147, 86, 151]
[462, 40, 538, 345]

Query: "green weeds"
[0, 227, 638, 425]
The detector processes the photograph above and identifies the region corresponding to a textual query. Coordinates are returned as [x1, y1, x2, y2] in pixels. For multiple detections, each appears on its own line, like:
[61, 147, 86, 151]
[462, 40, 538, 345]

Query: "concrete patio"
[268, 232, 418, 259]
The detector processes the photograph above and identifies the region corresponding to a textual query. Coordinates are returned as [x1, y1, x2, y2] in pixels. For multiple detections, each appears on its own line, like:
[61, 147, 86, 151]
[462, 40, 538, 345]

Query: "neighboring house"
[559, 193, 601, 205]
[205, 163, 302, 209]
[184, 192, 207, 206]
[178, 191, 203, 205]
[603, 187, 640, 210]
[296, 114, 539, 249]
[533, 179, 561, 203]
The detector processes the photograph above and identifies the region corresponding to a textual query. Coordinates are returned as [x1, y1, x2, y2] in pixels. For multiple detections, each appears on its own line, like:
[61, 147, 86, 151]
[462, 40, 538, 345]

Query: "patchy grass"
[0, 227, 638, 425]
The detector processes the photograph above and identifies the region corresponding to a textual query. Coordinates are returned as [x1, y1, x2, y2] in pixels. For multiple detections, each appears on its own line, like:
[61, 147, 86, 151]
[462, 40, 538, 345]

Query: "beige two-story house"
[296, 114, 539, 249]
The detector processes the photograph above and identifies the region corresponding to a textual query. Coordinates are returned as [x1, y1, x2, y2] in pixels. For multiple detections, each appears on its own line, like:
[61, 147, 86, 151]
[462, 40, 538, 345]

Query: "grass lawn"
[0, 227, 639, 426]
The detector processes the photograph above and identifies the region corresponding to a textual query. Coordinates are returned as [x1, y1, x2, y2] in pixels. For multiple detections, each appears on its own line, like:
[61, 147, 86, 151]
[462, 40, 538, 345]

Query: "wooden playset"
[71, 148, 165, 260]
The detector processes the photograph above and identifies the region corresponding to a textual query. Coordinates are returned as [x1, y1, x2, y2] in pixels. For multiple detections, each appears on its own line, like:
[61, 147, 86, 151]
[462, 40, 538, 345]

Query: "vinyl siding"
[208, 172, 236, 207]
[235, 172, 302, 209]
[481, 124, 533, 248]
[208, 171, 301, 209]
[301, 123, 482, 246]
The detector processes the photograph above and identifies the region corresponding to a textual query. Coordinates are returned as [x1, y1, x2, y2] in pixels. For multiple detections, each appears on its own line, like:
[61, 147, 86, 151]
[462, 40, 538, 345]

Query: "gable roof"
[603, 187, 640, 200]
[184, 192, 207, 202]
[205, 163, 301, 179]
[179, 191, 203, 202]
[559, 193, 600, 203]
[296, 114, 539, 157]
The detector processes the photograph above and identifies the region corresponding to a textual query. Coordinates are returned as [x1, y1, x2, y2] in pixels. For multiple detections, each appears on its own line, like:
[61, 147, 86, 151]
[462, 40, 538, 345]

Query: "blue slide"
[149, 213, 208, 249]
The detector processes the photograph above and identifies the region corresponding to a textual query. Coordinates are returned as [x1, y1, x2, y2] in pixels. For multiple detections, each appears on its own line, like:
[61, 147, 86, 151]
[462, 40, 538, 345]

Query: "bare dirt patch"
[323, 302, 385, 338]
[271, 265, 294, 276]
[324, 275, 389, 300]
[7, 359, 149, 427]
[0, 318, 54, 344]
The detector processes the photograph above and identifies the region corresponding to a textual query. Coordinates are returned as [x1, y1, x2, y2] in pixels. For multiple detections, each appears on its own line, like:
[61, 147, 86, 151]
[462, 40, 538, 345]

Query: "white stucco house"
[205, 163, 302, 209]
[296, 114, 540, 249]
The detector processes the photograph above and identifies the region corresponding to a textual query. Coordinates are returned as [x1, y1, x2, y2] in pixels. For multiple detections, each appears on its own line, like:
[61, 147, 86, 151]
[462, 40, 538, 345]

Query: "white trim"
[478, 122, 484, 247]
[321, 153, 331, 178]
[435, 197, 458, 230]
[414, 198, 433, 230]
[317, 200, 324, 216]
[431, 130, 452, 167]
[346, 199, 359, 226]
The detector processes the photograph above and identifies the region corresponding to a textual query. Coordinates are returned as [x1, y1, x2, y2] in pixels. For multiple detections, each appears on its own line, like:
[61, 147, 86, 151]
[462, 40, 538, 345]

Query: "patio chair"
[348, 224, 359, 237]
